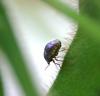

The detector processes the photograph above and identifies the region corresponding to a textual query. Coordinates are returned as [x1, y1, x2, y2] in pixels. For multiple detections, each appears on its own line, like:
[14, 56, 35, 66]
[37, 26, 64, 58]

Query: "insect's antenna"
[45, 64, 49, 70]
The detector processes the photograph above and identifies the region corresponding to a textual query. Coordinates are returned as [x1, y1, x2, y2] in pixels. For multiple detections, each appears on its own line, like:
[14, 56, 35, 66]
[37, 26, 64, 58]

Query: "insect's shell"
[44, 39, 61, 64]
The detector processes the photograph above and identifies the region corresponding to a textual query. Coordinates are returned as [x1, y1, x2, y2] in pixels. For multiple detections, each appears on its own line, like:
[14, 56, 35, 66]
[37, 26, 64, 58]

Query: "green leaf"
[0, 73, 4, 96]
[43, 0, 100, 96]
[43, 0, 100, 43]
[0, 2, 38, 96]
[49, 28, 100, 96]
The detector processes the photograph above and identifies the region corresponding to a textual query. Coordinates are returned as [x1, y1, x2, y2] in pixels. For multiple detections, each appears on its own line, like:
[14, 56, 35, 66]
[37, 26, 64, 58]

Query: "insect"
[44, 39, 62, 69]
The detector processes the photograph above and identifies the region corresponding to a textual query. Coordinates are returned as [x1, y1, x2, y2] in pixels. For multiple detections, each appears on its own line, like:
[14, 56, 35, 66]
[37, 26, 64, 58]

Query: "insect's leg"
[52, 59, 61, 68]
[56, 56, 62, 58]
[54, 58, 63, 62]
[56, 63, 61, 68]
[52, 59, 58, 68]
[59, 47, 67, 52]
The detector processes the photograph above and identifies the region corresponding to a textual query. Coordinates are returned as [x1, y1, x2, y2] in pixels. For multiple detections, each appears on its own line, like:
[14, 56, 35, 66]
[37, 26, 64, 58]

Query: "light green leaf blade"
[0, 2, 38, 96]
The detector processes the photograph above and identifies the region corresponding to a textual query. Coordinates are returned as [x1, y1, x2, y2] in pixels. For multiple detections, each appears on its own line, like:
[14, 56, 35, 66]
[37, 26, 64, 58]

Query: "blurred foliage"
[0, 2, 38, 96]
[0, 0, 100, 96]
[0, 74, 4, 96]
[44, 0, 100, 43]
[44, 0, 100, 96]
[80, 0, 100, 21]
